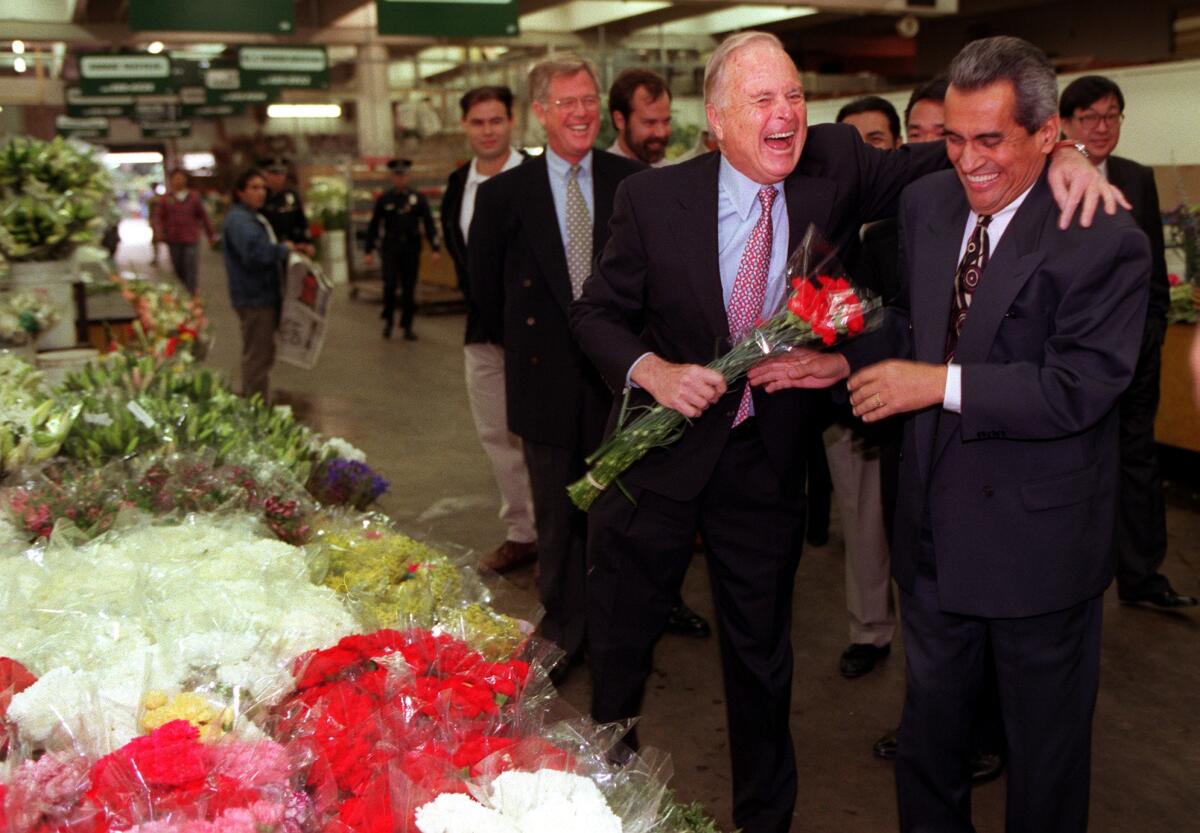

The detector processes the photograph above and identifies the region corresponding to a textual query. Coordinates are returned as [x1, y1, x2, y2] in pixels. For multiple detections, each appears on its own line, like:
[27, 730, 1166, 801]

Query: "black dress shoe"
[382, 322, 392, 338]
[970, 751, 1005, 784]
[665, 603, 711, 638]
[839, 643, 890, 678]
[873, 728, 898, 760]
[1120, 589, 1198, 608]
[403, 329, 418, 341]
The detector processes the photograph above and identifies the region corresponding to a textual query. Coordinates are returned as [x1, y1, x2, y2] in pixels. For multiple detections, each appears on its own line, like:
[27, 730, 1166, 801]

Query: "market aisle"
[171, 242, 1200, 833]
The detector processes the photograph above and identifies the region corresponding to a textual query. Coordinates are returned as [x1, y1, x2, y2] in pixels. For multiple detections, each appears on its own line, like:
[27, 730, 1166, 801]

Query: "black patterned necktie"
[944, 214, 993, 362]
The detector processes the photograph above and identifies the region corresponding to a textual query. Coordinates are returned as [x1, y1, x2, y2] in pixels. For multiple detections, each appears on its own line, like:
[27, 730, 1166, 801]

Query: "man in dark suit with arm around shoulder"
[468, 56, 643, 676]
[752, 36, 1149, 833]
[1060, 75, 1195, 609]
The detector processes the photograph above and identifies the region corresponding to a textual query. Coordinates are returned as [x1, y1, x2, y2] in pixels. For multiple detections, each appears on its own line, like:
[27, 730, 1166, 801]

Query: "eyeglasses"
[548, 95, 601, 113]
[1074, 111, 1124, 130]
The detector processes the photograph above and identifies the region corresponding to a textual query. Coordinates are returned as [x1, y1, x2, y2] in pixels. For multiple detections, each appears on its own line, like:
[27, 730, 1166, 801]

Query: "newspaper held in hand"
[278, 252, 333, 370]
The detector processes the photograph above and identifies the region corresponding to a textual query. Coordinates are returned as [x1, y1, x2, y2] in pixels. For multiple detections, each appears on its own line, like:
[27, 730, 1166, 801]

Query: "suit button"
[522, 279, 532, 288]
[530, 356, 540, 365]
[982, 486, 994, 497]
[526, 316, 535, 326]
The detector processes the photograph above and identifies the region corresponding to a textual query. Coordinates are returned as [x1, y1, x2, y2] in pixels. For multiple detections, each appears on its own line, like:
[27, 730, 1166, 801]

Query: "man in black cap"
[364, 158, 440, 340]
[260, 158, 315, 255]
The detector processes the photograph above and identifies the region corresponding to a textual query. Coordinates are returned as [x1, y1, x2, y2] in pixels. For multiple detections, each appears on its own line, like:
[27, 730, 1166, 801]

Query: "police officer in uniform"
[364, 158, 440, 340]
[259, 158, 315, 254]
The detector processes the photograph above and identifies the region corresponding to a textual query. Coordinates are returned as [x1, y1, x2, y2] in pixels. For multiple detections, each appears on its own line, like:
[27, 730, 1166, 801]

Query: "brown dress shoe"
[480, 540, 538, 573]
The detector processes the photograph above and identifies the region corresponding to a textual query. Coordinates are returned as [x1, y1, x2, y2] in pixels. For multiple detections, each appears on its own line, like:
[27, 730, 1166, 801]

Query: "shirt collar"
[546, 146, 593, 181]
[970, 179, 1036, 226]
[719, 154, 783, 221]
[467, 148, 521, 185]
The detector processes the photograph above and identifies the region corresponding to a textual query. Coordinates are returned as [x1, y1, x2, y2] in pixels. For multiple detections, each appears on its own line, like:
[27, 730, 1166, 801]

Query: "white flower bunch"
[0, 516, 357, 750]
[415, 770, 623, 833]
[321, 436, 367, 462]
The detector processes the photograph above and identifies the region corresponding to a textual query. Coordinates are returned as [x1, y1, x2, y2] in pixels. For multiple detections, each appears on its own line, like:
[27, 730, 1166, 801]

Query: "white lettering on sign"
[80, 55, 170, 79]
[239, 47, 327, 72]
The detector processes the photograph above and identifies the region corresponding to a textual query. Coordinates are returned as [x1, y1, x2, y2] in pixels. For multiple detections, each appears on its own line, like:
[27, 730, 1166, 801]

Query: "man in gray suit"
[751, 36, 1148, 832]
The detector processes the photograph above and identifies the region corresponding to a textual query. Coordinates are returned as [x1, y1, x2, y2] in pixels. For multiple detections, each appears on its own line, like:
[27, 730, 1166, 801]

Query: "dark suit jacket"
[570, 123, 947, 501]
[1106, 154, 1168, 323]
[468, 150, 645, 449]
[443, 161, 489, 344]
[848, 169, 1149, 619]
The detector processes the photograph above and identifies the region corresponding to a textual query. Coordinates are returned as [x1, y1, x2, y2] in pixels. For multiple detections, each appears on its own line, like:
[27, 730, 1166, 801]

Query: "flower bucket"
[8, 259, 77, 349]
[36, 346, 98, 386]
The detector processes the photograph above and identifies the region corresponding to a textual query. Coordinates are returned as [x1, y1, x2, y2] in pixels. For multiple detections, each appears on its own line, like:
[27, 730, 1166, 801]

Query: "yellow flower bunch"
[140, 690, 232, 742]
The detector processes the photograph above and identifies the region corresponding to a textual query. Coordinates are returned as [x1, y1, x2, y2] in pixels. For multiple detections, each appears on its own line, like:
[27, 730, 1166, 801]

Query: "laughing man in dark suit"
[468, 57, 643, 675]
[752, 36, 1149, 832]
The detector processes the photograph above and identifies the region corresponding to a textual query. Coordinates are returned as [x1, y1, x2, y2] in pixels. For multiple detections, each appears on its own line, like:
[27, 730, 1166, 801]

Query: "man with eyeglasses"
[469, 56, 644, 682]
[1060, 76, 1193, 610]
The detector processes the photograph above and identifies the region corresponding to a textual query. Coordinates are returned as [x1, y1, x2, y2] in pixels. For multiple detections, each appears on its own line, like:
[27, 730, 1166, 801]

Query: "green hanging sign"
[129, 0, 294, 34]
[375, 0, 519, 37]
[237, 47, 329, 89]
[140, 121, 192, 139]
[56, 115, 109, 140]
[66, 88, 134, 119]
[79, 54, 172, 96]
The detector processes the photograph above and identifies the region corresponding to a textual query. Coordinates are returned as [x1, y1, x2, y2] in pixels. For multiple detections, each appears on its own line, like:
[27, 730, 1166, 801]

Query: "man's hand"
[747, 349, 850, 393]
[632, 354, 726, 418]
[297, 243, 317, 258]
[429, 250, 442, 262]
[1047, 143, 1131, 229]
[847, 360, 947, 423]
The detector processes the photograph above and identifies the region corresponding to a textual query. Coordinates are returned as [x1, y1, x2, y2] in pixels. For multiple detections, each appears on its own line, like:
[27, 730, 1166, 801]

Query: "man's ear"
[612, 110, 627, 135]
[1038, 115, 1061, 154]
[705, 102, 723, 143]
[531, 100, 547, 129]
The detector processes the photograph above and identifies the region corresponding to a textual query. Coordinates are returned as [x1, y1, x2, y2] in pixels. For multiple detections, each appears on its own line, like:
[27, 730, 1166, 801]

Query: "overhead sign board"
[79, 54, 172, 96]
[375, 0, 518, 37]
[66, 88, 134, 118]
[141, 121, 192, 139]
[237, 47, 329, 89]
[56, 115, 109, 139]
[129, 0, 294, 34]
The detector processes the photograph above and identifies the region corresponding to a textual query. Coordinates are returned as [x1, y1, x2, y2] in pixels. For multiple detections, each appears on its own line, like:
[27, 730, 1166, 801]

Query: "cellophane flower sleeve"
[569, 223, 885, 510]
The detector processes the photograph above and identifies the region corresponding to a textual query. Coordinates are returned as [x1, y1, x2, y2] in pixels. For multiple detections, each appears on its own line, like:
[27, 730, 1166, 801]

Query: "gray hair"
[947, 36, 1058, 134]
[528, 55, 601, 103]
[703, 31, 788, 108]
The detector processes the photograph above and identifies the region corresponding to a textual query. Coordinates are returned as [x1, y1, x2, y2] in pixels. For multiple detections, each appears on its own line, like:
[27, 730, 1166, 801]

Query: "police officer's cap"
[387, 158, 413, 173]
[260, 157, 290, 173]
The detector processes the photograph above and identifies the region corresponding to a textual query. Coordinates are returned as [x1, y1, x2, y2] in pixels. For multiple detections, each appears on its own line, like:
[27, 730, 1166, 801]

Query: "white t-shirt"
[459, 148, 522, 244]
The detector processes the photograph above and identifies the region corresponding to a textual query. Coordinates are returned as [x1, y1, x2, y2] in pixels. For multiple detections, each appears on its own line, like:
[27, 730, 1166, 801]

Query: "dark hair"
[1059, 75, 1125, 119]
[232, 168, 265, 202]
[608, 67, 670, 123]
[948, 36, 1056, 134]
[836, 95, 901, 142]
[167, 167, 188, 180]
[904, 75, 949, 126]
[460, 85, 514, 119]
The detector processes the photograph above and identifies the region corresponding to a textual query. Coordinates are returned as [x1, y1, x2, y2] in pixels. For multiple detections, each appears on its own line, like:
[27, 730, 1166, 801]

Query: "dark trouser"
[523, 438, 589, 660]
[1115, 317, 1169, 598]
[236, 306, 278, 402]
[168, 242, 200, 296]
[588, 422, 805, 833]
[381, 247, 420, 333]
[897, 530, 1102, 833]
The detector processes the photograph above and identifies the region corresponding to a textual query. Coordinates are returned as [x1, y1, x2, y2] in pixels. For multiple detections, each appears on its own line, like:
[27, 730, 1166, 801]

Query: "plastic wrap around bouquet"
[569, 225, 883, 511]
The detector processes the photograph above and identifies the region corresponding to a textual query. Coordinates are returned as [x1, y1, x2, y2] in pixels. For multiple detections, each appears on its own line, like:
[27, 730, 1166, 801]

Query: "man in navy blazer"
[468, 57, 643, 673]
[752, 37, 1148, 832]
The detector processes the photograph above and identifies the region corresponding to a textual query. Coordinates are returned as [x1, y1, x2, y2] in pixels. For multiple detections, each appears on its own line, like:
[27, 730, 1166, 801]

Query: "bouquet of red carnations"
[568, 225, 881, 510]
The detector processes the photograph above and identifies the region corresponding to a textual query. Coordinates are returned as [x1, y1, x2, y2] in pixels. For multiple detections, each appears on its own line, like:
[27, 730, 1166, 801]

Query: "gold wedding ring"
[873, 393, 883, 410]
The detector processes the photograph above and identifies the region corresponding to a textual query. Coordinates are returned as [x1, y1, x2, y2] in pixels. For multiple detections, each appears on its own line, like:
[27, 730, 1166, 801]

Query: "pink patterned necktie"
[727, 185, 777, 426]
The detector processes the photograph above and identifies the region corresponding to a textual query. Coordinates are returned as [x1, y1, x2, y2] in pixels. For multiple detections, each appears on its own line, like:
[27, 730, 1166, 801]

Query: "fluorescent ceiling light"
[183, 152, 216, 171]
[147, 42, 164, 55]
[521, 1, 670, 32]
[104, 151, 165, 165]
[524, 146, 545, 156]
[635, 5, 818, 36]
[13, 56, 26, 73]
[11, 40, 24, 55]
[267, 103, 343, 119]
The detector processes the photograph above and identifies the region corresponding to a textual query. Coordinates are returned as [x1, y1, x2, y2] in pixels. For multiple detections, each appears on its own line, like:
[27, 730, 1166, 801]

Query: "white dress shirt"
[459, 148, 522, 244]
[942, 182, 1035, 412]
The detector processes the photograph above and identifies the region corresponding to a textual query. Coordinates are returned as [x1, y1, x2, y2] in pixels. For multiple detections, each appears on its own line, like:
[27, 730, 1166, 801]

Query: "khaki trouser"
[236, 306, 278, 402]
[824, 421, 896, 647]
[464, 343, 536, 543]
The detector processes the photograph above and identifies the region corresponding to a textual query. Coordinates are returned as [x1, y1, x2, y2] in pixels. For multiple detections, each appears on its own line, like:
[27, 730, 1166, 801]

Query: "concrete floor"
[121, 235, 1200, 832]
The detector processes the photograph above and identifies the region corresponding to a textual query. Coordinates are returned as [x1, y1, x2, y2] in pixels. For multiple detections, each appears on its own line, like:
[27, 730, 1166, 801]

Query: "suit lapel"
[519, 156, 573, 314]
[783, 173, 835, 270]
[669, 153, 728, 345]
[592, 152, 619, 253]
[910, 183, 970, 482]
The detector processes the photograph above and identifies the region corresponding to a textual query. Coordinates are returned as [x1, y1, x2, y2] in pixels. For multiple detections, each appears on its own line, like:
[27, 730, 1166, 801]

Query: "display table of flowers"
[0, 279, 719, 833]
